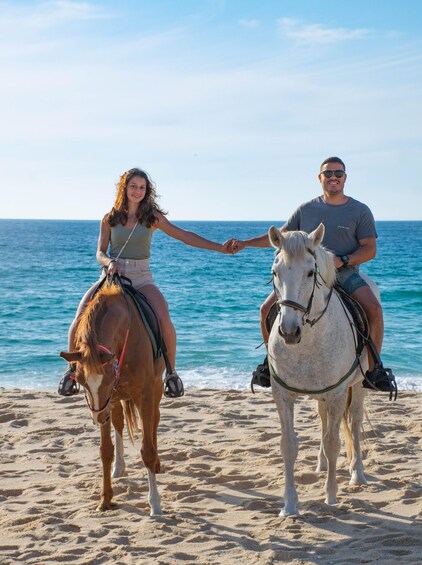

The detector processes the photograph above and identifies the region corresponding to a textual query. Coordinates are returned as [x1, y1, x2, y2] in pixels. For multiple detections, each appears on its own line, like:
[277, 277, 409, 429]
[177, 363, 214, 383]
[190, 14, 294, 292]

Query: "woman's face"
[126, 175, 147, 204]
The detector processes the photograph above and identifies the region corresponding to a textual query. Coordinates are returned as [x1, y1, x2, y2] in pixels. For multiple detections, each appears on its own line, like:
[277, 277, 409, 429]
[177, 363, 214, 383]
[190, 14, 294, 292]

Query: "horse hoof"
[324, 496, 338, 505]
[97, 501, 115, 511]
[279, 507, 298, 517]
[150, 507, 163, 517]
[349, 474, 367, 486]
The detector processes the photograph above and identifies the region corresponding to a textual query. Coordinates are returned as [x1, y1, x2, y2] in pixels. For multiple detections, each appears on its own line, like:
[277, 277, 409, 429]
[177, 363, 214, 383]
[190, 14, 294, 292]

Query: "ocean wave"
[2, 367, 420, 392]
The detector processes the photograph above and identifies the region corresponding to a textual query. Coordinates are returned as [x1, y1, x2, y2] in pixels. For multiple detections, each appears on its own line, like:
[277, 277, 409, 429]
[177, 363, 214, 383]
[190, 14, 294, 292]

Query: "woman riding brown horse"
[61, 281, 164, 514]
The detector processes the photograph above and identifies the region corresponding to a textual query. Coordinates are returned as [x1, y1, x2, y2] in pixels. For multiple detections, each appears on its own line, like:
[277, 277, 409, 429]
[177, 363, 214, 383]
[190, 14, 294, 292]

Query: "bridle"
[82, 274, 132, 416]
[274, 247, 333, 328]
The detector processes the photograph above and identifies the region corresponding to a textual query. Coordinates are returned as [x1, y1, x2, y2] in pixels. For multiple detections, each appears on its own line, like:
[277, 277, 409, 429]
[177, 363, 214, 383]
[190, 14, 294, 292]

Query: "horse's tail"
[121, 399, 140, 444]
[342, 387, 354, 462]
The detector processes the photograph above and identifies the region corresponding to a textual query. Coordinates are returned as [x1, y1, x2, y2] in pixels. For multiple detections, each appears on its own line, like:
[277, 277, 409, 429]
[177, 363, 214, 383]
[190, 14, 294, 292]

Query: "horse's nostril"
[295, 326, 301, 337]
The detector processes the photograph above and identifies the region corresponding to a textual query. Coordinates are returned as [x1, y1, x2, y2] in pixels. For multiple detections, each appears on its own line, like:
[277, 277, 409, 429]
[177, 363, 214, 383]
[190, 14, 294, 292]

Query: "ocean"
[0, 219, 421, 391]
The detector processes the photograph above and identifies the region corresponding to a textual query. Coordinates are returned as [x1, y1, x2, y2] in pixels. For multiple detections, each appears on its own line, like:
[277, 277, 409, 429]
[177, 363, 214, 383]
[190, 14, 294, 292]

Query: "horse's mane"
[280, 231, 337, 288]
[75, 283, 123, 373]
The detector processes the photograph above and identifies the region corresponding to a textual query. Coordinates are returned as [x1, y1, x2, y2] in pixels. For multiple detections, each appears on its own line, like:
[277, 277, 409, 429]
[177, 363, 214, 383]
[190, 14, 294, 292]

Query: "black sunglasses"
[320, 170, 345, 179]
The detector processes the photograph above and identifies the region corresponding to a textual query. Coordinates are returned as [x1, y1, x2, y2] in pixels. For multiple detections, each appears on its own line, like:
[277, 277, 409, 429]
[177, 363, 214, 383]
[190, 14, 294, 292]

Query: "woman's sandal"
[58, 364, 80, 396]
[163, 372, 185, 398]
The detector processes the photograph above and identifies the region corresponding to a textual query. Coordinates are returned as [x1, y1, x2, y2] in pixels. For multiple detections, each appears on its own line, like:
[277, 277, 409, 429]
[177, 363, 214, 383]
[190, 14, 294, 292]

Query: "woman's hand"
[107, 259, 119, 276]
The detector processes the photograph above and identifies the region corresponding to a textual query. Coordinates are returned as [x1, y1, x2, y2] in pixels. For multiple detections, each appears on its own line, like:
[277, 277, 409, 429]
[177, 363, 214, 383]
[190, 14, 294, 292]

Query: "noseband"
[274, 247, 333, 328]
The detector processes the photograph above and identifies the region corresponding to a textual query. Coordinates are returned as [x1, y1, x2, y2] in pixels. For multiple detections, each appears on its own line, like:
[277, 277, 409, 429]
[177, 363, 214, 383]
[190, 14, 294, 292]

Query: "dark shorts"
[336, 268, 369, 295]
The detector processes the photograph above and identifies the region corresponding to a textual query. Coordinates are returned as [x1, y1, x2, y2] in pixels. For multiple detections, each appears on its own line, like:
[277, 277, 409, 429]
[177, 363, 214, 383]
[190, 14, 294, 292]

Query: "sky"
[1, 0, 421, 221]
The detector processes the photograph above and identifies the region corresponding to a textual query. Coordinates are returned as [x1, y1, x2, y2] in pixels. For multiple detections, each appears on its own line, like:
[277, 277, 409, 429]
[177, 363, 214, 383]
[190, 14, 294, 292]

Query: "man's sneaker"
[250, 356, 271, 393]
[363, 365, 397, 400]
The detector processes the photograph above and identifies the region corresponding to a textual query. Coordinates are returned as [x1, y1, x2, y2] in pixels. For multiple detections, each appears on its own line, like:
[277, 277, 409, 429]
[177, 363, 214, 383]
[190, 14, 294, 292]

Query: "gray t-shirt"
[283, 196, 377, 257]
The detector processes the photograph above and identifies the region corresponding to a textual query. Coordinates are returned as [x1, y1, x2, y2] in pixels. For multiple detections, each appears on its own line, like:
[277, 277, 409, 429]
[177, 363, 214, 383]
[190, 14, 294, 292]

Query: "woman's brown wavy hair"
[105, 168, 167, 227]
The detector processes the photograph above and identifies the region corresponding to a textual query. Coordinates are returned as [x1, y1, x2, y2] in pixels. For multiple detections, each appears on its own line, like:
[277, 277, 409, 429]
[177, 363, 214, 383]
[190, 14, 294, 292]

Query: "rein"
[269, 356, 360, 395]
[83, 274, 132, 415]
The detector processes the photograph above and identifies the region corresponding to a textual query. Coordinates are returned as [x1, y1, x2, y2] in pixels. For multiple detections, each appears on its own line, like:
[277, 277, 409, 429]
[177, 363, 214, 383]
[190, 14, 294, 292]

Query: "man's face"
[318, 162, 347, 198]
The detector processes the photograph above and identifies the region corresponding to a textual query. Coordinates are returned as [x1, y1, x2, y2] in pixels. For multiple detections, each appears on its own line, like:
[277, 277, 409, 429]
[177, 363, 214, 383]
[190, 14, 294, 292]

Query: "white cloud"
[278, 17, 370, 44]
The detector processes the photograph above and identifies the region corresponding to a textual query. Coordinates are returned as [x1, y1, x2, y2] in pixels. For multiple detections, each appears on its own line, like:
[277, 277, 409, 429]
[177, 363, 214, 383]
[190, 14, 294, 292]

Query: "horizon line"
[0, 217, 421, 223]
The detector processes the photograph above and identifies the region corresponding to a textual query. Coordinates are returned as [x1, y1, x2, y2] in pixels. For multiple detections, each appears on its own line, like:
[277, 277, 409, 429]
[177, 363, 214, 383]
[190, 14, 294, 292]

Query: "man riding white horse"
[232, 156, 395, 394]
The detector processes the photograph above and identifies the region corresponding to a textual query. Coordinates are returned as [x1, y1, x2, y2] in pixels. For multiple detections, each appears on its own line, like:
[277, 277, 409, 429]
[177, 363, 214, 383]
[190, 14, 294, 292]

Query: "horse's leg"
[316, 399, 328, 472]
[148, 387, 162, 516]
[111, 402, 126, 478]
[323, 395, 347, 505]
[152, 378, 162, 473]
[273, 390, 299, 516]
[137, 383, 162, 517]
[98, 418, 114, 511]
[347, 384, 367, 485]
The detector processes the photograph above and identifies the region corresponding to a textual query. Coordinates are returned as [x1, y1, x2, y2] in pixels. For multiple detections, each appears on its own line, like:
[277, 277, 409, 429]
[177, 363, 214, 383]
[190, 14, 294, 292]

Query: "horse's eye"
[308, 270, 314, 277]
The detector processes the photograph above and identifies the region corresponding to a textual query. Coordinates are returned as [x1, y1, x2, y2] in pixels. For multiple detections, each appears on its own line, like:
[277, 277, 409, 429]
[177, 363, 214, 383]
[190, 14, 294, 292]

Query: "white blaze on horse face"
[274, 254, 315, 343]
[280, 264, 303, 338]
[87, 373, 105, 424]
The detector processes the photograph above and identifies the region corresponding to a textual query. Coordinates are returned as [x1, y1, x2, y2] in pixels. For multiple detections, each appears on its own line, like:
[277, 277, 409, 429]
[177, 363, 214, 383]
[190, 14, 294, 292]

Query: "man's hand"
[333, 256, 345, 269]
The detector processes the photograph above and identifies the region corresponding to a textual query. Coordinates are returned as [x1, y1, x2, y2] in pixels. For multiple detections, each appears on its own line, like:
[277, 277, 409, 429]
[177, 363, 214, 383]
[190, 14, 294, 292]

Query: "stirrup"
[58, 364, 80, 396]
[250, 356, 271, 394]
[363, 365, 398, 401]
[163, 372, 185, 398]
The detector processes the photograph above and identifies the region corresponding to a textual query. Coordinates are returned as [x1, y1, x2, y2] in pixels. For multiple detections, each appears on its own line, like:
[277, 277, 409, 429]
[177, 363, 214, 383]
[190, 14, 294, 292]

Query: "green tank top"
[109, 222, 152, 260]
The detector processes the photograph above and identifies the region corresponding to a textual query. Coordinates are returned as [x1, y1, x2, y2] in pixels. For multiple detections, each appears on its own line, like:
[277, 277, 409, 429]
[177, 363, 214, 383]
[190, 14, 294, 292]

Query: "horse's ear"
[309, 223, 325, 248]
[60, 351, 83, 363]
[269, 226, 285, 249]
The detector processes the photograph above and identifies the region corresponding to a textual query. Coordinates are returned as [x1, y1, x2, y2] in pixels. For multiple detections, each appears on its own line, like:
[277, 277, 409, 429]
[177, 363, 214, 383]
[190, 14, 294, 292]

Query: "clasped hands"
[222, 239, 245, 255]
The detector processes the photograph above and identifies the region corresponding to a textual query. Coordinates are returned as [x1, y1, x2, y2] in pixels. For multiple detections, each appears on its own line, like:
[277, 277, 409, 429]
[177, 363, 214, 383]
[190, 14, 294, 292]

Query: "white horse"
[268, 223, 371, 516]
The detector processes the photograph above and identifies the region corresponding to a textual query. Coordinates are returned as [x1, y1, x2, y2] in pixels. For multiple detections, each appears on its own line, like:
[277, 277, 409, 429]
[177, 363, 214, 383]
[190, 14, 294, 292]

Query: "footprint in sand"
[0, 488, 24, 498]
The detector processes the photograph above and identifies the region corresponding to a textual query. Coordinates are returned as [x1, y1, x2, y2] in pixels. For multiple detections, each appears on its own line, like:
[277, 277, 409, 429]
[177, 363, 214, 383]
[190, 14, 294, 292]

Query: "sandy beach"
[0, 387, 420, 564]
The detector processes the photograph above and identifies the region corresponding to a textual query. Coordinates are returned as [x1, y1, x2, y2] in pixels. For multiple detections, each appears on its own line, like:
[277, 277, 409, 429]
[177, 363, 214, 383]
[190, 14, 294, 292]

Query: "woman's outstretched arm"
[154, 213, 234, 254]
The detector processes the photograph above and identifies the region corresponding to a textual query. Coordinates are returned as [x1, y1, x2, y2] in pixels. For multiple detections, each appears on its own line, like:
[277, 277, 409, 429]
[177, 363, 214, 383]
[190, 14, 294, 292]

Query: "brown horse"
[60, 282, 164, 515]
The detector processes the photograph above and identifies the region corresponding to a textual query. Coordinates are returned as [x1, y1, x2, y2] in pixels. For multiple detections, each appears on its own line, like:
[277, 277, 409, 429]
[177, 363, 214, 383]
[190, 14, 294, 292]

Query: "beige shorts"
[109, 257, 156, 291]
